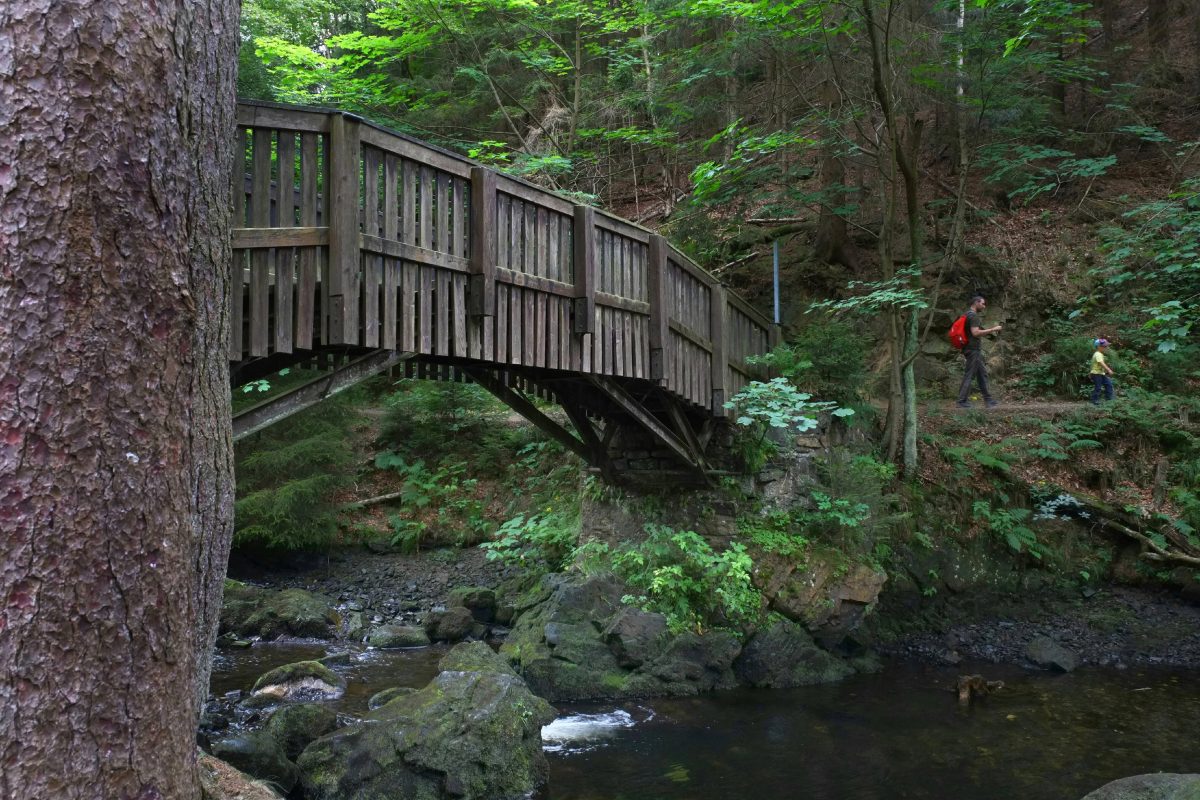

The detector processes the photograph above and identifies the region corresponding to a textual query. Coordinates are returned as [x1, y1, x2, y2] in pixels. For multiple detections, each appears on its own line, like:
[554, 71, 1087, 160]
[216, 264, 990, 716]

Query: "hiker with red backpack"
[951, 295, 1003, 408]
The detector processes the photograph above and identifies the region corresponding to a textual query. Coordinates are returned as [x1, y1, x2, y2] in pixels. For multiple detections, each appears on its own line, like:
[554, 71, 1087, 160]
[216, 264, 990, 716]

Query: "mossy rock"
[252, 660, 346, 701]
[734, 619, 853, 688]
[220, 583, 340, 640]
[210, 732, 299, 795]
[368, 686, 417, 710]
[439, 641, 518, 677]
[367, 624, 431, 648]
[298, 642, 555, 800]
[264, 703, 340, 760]
[1080, 774, 1200, 800]
[448, 586, 498, 622]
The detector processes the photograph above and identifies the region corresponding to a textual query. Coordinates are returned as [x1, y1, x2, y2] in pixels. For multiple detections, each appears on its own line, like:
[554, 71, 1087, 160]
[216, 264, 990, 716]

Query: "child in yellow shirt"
[1089, 338, 1114, 405]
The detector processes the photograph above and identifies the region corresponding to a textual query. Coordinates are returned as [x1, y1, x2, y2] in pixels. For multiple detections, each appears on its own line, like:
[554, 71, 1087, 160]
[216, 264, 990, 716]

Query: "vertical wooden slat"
[495, 283, 509, 363]
[647, 235, 668, 384]
[319, 134, 330, 346]
[296, 132, 319, 350]
[249, 128, 272, 357]
[711, 285, 727, 416]
[401, 262, 417, 351]
[401, 159, 417, 244]
[547, 211, 561, 283]
[524, 286, 536, 366]
[525, 202, 538, 277]
[572, 205, 596, 334]
[327, 114, 361, 345]
[511, 199, 524, 275]
[229, 129, 247, 360]
[511, 287, 524, 365]
[437, 172, 451, 253]
[469, 168, 496, 317]
[436, 269, 450, 354]
[534, 293, 547, 368]
[382, 153, 399, 350]
[452, 177, 466, 258]
[419, 165, 433, 249]
[362, 146, 381, 347]
[420, 265, 434, 353]
[274, 131, 296, 354]
[453, 273, 467, 357]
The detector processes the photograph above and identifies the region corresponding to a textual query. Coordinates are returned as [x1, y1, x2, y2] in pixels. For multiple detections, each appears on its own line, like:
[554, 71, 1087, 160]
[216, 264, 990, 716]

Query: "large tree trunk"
[0, 0, 238, 797]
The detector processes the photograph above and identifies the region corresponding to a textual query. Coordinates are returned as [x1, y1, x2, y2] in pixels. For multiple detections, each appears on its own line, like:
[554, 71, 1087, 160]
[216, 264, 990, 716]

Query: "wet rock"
[643, 631, 741, 694]
[318, 651, 353, 667]
[752, 551, 886, 638]
[602, 607, 670, 669]
[734, 619, 854, 688]
[219, 581, 340, 641]
[264, 703, 340, 760]
[297, 642, 555, 800]
[425, 606, 475, 642]
[1026, 635, 1079, 672]
[1080, 774, 1200, 799]
[216, 632, 253, 649]
[368, 686, 417, 710]
[342, 611, 367, 641]
[367, 624, 431, 648]
[251, 660, 347, 702]
[210, 732, 299, 794]
[449, 586, 498, 622]
[198, 752, 285, 800]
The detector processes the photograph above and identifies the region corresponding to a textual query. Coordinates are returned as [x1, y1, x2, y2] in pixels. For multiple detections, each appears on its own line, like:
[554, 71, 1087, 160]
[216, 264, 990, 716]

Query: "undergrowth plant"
[607, 524, 762, 635]
[974, 500, 1047, 562]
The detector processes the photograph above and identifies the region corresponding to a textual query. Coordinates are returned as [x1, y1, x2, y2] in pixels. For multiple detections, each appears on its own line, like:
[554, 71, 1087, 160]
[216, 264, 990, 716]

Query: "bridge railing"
[230, 100, 778, 415]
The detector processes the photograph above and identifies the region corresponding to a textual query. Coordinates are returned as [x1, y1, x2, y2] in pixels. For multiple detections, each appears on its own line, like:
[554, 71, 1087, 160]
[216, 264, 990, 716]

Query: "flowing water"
[212, 647, 1200, 799]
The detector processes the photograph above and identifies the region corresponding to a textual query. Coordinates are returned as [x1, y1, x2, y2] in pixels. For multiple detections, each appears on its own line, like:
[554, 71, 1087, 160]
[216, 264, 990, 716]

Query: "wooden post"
[572, 205, 596, 334]
[469, 167, 496, 317]
[327, 113, 361, 345]
[710, 284, 727, 417]
[647, 234, 669, 384]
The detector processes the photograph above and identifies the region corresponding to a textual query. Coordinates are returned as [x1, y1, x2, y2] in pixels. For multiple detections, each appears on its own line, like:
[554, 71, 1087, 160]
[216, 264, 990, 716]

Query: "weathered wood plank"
[419, 265, 434, 353]
[493, 267, 573, 297]
[327, 114, 361, 345]
[362, 146, 381, 347]
[495, 283, 509, 363]
[249, 127, 272, 357]
[232, 227, 328, 249]
[534, 293, 547, 368]
[237, 103, 331, 133]
[296, 132, 319, 350]
[436, 268, 450, 354]
[437, 171, 451, 253]
[401, 261, 417, 351]
[452, 272, 467, 357]
[493, 173, 574, 215]
[383, 259, 398, 350]
[572, 205, 596, 334]
[647, 235, 668, 383]
[359, 124, 472, 178]
[401, 159, 416, 244]
[229, 250, 245, 359]
[710, 286, 727, 416]
[419, 166, 434, 250]
[452, 176, 465, 258]
[469, 168, 496, 317]
[358, 234, 469, 272]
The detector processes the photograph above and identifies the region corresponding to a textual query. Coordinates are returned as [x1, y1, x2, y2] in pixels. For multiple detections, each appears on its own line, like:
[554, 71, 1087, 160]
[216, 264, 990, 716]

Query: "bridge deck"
[229, 101, 777, 474]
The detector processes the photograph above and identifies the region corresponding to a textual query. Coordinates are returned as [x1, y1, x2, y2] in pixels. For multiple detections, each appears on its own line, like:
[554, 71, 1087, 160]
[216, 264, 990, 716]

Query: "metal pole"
[772, 238, 781, 324]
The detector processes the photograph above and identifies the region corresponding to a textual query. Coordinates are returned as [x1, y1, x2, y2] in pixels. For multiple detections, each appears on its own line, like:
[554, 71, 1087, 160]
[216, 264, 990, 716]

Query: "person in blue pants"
[1089, 338, 1114, 405]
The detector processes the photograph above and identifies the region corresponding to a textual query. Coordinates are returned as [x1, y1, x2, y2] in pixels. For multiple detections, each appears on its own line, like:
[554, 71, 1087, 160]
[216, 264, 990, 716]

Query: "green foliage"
[1016, 319, 1100, 398]
[941, 441, 1016, 478]
[235, 399, 356, 551]
[609, 524, 762, 635]
[973, 500, 1046, 561]
[479, 510, 580, 570]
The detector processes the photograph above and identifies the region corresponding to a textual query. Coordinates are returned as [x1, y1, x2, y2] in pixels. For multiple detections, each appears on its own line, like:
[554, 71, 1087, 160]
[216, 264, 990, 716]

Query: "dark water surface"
[212, 648, 1200, 799]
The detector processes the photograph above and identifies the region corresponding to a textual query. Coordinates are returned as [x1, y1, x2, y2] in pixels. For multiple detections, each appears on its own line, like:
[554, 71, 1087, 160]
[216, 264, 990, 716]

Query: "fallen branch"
[342, 491, 405, 511]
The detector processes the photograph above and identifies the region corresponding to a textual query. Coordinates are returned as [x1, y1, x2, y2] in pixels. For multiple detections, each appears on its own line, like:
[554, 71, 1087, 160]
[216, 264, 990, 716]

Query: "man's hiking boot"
[985, 400, 999, 408]
[955, 401, 971, 408]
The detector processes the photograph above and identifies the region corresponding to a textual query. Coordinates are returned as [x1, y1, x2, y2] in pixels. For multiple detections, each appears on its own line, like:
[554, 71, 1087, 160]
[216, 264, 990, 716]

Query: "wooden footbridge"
[230, 101, 777, 476]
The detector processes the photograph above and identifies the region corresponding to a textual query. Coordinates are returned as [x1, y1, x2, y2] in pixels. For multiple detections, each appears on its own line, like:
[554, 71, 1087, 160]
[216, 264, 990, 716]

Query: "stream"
[211, 645, 1200, 799]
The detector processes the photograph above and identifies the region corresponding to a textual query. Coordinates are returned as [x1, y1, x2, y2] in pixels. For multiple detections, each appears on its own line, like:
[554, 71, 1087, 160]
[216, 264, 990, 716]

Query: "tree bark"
[0, 0, 238, 797]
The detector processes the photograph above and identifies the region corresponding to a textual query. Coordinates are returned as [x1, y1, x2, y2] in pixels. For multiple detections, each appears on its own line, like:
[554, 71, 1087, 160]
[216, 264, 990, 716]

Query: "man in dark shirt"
[956, 295, 1003, 408]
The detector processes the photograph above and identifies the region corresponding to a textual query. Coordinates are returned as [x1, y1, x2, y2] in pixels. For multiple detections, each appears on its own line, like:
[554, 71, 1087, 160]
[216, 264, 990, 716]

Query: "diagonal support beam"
[663, 399, 710, 472]
[588, 377, 706, 474]
[233, 350, 409, 441]
[464, 368, 594, 465]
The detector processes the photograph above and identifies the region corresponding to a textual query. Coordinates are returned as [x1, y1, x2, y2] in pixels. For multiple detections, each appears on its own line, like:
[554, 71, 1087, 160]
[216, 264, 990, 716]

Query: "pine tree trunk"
[0, 0, 238, 797]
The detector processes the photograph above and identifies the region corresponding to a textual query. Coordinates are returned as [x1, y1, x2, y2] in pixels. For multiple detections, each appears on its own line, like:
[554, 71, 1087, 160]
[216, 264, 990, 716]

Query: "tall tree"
[0, 0, 238, 796]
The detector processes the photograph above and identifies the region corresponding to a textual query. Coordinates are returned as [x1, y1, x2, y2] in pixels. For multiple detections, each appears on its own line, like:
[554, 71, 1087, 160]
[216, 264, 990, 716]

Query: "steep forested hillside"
[235, 0, 1199, 570]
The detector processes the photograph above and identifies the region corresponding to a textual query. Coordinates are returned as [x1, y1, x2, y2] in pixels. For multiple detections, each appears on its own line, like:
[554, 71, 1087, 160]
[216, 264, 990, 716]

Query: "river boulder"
[734, 619, 854, 688]
[424, 606, 476, 642]
[752, 549, 886, 639]
[220, 580, 340, 640]
[297, 641, 555, 800]
[198, 752, 284, 800]
[1080, 774, 1200, 799]
[367, 624, 431, 648]
[251, 660, 347, 702]
[367, 686, 417, 710]
[1026, 635, 1079, 672]
[449, 586, 498, 622]
[209, 732, 299, 795]
[263, 703, 340, 760]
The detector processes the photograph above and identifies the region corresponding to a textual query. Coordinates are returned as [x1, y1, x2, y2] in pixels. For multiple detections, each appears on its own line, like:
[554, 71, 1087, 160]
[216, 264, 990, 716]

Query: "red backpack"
[948, 315, 968, 350]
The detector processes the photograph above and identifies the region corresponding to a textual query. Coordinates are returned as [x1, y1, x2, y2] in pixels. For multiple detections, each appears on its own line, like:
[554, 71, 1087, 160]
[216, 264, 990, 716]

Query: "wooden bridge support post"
[647, 234, 669, 385]
[710, 284, 728, 417]
[469, 167, 496, 317]
[572, 205, 596, 335]
[327, 113, 362, 345]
